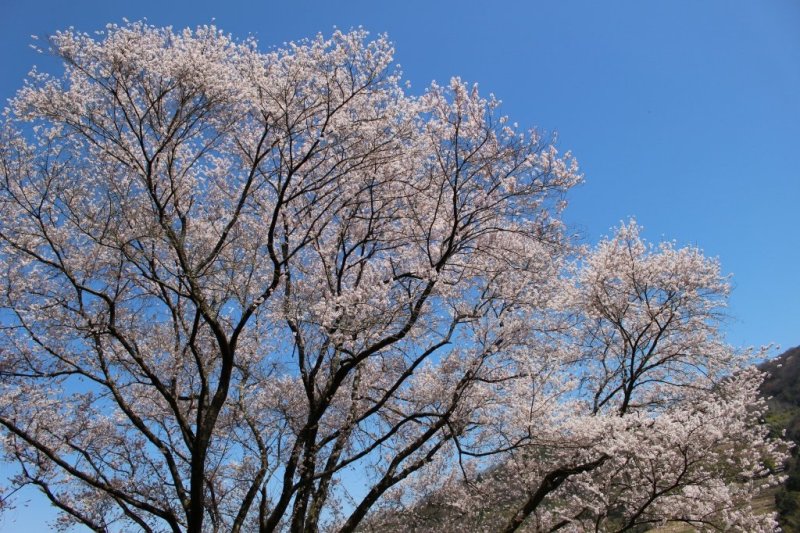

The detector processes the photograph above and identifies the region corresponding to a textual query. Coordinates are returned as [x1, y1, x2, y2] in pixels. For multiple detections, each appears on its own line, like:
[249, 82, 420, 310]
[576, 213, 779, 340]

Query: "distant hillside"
[761, 346, 800, 413]
[760, 345, 800, 531]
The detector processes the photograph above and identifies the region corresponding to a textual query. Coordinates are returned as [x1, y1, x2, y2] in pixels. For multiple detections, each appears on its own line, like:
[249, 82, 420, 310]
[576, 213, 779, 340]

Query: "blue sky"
[1, 1, 798, 530]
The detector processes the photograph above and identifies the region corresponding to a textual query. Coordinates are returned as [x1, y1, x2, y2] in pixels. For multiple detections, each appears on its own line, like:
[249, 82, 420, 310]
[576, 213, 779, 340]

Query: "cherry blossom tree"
[0, 22, 786, 533]
[366, 222, 788, 532]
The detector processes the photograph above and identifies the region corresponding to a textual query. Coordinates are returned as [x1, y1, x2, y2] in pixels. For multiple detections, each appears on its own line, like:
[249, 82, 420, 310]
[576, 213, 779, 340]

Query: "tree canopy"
[0, 22, 788, 532]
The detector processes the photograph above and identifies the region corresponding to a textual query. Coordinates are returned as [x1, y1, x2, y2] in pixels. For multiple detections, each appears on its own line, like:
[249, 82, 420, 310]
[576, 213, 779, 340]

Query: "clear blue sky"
[1, 1, 798, 530]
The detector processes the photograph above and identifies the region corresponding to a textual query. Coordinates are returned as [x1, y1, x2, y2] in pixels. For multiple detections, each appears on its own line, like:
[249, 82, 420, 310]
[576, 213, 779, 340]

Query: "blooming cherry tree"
[0, 23, 785, 533]
[369, 222, 787, 532]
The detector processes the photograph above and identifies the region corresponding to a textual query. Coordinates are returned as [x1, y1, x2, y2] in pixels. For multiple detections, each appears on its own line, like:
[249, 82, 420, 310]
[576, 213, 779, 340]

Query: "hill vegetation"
[761, 346, 800, 531]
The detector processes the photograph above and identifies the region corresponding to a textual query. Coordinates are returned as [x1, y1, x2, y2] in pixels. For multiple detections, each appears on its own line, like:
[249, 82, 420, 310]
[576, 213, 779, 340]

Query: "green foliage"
[776, 490, 800, 531]
[765, 405, 800, 437]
